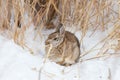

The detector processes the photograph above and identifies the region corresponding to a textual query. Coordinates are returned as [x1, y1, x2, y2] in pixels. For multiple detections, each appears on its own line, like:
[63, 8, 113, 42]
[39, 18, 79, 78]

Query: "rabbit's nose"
[45, 41, 49, 45]
[45, 40, 50, 45]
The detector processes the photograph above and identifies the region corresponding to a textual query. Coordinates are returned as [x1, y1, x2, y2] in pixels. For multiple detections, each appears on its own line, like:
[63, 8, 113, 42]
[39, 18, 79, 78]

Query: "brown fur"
[45, 24, 80, 66]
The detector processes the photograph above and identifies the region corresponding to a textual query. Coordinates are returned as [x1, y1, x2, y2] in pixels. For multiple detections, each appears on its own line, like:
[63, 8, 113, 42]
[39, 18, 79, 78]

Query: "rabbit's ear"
[56, 23, 65, 35]
[59, 25, 65, 35]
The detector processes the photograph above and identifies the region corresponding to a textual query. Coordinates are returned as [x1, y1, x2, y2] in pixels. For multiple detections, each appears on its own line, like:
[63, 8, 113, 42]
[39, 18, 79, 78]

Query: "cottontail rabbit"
[45, 23, 80, 66]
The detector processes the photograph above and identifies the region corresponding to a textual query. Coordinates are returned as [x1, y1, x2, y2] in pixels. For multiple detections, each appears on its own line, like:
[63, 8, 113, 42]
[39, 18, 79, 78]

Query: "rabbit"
[45, 23, 80, 66]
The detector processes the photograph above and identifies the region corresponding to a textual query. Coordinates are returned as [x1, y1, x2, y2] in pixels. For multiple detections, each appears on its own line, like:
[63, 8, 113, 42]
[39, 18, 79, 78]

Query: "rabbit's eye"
[54, 38, 58, 41]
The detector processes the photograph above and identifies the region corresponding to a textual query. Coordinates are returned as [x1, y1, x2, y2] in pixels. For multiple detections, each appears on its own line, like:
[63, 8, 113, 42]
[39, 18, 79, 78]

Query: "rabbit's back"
[62, 31, 80, 65]
[65, 31, 80, 47]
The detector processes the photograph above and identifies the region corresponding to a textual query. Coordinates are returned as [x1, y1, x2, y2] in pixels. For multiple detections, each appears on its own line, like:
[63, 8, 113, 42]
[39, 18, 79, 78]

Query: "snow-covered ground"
[0, 0, 120, 79]
[0, 25, 120, 80]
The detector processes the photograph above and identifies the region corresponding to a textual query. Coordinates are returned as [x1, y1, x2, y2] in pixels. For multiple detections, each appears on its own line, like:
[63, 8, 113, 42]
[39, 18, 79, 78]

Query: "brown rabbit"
[45, 23, 80, 66]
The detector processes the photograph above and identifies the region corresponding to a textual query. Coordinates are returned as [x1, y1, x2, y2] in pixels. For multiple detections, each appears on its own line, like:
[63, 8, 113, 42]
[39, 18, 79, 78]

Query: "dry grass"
[108, 68, 112, 80]
[38, 44, 53, 80]
[0, 0, 120, 57]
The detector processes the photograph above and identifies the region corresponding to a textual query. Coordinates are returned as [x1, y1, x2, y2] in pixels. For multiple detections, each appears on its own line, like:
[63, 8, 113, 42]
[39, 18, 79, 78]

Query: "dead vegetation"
[0, 0, 120, 55]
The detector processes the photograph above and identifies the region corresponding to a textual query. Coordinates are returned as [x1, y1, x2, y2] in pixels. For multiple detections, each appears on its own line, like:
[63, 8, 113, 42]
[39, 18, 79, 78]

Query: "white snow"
[0, 26, 120, 80]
